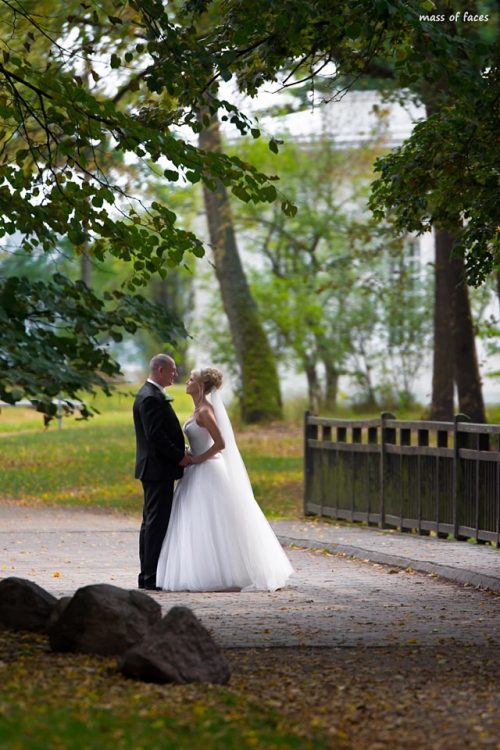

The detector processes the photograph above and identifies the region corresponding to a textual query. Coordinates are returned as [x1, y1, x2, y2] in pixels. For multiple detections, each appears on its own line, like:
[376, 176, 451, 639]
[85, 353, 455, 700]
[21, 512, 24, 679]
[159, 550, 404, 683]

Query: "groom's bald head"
[150, 353, 174, 373]
[149, 354, 177, 387]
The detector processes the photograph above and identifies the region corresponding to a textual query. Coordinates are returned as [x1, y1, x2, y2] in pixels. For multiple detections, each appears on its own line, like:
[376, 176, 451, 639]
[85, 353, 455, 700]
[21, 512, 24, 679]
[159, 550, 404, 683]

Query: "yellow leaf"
[53, 572, 61, 578]
[407, 638, 419, 644]
[336, 730, 350, 739]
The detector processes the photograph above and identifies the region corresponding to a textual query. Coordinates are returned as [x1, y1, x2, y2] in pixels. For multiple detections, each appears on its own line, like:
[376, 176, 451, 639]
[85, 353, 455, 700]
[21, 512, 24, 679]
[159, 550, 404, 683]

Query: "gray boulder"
[49, 583, 161, 656]
[0, 577, 57, 632]
[118, 606, 230, 685]
[46, 595, 72, 633]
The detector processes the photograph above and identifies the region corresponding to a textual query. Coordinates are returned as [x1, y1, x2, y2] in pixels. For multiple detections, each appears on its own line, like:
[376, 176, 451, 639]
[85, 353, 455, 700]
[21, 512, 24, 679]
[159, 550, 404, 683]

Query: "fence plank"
[457, 423, 500, 434]
[453, 414, 471, 539]
[307, 416, 380, 428]
[385, 419, 454, 431]
[303, 411, 500, 546]
[459, 449, 500, 462]
[308, 440, 380, 454]
[385, 444, 453, 458]
[380, 412, 396, 529]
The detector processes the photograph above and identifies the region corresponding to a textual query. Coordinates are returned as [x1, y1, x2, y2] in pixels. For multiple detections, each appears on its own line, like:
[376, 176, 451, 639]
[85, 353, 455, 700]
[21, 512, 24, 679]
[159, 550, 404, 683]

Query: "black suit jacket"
[133, 381, 185, 482]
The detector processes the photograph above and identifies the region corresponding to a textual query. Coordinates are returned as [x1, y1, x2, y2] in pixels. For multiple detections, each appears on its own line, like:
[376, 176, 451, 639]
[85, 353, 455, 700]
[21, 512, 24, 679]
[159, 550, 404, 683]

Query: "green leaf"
[163, 169, 179, 181]
[68, 229, 87, 245]
[269, 138, 280, 154]
[475, 42, 489, 56]
[346, 23, 361, 39]
[232, 186, 251, 202]
[281, 200, 298, 217]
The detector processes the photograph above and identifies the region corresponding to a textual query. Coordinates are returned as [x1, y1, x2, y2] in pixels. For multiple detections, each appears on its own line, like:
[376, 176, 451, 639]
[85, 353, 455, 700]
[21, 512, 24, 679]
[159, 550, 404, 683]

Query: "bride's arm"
[191, 407, 225, 464]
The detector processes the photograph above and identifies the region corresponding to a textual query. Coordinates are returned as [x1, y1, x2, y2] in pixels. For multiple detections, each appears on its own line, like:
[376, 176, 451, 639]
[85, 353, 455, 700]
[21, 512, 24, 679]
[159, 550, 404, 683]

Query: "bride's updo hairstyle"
[192, 367, 223, 393]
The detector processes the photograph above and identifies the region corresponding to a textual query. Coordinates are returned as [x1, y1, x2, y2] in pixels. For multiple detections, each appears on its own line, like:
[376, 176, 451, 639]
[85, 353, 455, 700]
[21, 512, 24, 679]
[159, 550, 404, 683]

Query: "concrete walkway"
[276, 518, 500, 591]
[2, 505, 500, 648]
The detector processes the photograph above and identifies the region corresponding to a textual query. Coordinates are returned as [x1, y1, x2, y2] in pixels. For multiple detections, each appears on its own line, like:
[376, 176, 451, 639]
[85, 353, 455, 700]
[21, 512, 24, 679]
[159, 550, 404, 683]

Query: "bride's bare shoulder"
[195, 404, 216, 424]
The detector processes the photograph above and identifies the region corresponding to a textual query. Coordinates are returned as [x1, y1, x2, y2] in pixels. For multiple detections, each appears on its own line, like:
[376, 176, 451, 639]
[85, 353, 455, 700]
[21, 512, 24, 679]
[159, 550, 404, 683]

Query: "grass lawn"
[0, 385, 304, 518]
[0, 632, 331, 750]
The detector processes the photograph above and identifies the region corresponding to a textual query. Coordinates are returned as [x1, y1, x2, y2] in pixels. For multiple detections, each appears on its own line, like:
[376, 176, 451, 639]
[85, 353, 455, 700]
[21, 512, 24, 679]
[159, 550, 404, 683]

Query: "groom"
[133, 353, 192, 590]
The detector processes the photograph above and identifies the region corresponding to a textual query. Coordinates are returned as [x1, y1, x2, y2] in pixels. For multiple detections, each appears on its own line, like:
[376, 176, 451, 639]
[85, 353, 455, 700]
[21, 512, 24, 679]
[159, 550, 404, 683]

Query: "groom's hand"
[179, 451, 193, 467]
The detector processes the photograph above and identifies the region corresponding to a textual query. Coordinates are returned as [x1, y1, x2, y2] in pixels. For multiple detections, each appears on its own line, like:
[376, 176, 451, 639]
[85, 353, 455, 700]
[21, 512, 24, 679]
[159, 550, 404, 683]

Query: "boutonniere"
[163, 393, 174, 402]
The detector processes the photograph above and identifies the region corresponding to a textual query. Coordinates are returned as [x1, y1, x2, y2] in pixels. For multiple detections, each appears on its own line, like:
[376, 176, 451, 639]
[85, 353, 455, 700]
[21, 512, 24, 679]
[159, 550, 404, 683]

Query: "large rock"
[46, 595, 72, 633]
[0, 577, 57, 632]
[49, 583, 161, 656]
[118, 606, 230, 685]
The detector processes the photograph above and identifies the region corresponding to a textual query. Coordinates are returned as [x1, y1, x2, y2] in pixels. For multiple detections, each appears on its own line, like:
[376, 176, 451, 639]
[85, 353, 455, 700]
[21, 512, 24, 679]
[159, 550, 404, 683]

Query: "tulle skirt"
[156, 455, 294, 592]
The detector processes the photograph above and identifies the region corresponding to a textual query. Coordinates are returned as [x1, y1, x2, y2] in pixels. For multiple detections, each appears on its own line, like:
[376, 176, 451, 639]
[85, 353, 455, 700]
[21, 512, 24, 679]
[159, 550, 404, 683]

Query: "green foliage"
[1, 0, 496, 284]
[370, 66, 500, 286]
[368, 4, 500, 286]
[179, 0, 475, 98]
[0, 178, 198, 380]
[133, 267, 195, 377]
[472, 277, 500, 382]
[0, 275, 187, 414]
[0, 0, 283, 408]
[223, 133, 432, 409]
[1, 0, 498, 411]
[0, 0, 284, 280]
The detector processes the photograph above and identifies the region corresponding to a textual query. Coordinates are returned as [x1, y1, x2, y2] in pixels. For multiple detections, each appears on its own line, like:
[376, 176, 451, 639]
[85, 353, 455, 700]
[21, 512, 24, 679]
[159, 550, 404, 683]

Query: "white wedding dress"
[156, 392, 294, 592]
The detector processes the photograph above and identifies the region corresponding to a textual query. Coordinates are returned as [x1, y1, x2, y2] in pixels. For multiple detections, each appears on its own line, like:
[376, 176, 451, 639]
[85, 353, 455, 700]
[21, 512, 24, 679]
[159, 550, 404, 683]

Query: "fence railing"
[304, 410, 500, 544]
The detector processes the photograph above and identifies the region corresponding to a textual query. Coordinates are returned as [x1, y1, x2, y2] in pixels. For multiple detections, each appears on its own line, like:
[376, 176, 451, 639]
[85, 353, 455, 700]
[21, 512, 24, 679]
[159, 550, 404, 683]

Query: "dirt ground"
[227, 644, 500, 749]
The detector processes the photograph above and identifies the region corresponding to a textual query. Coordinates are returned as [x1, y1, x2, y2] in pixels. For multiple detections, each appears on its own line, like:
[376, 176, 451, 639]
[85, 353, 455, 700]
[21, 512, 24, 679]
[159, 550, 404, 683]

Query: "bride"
[156, 367, 294, 592]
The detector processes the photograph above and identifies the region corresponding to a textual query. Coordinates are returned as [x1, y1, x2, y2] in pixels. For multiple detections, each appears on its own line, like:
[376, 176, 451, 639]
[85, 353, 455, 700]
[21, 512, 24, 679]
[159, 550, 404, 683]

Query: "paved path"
[276, 518, 500, 590]
[2, 505, 500, 649]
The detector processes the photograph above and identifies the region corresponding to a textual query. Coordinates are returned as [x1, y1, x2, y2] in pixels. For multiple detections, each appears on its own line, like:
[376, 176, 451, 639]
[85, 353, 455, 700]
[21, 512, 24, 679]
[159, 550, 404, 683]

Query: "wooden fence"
[304, 410, 500, 544]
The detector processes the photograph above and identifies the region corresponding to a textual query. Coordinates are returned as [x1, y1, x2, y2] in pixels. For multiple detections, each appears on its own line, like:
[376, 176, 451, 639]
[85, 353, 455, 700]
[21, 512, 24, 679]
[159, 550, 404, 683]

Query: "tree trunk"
[82, 246, 91, 286]
[305, 361, 320, 412]
[199, 115, 282, 423]
[321, 357, 339, 411]
[449, 252, 486, 423]
[429, 229, 454, 421]
[429, 229, 486, 423]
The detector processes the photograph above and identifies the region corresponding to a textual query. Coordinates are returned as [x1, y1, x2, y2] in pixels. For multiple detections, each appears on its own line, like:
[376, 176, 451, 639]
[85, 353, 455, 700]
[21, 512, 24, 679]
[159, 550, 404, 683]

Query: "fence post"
[380, 412, 396, 529]
[303, 410, 316, 516]
[497, 434, 500, 549]
[453, 413, 471, 539]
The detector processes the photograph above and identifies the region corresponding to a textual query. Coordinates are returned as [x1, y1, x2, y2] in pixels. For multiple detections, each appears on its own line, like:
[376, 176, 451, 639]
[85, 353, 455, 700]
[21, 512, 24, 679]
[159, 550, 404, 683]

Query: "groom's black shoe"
[144, 585, 162, 591]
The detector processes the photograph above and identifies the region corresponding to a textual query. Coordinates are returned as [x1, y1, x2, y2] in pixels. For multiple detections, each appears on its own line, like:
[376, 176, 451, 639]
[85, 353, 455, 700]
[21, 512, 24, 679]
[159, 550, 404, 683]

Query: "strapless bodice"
[184, 419, 214, 457]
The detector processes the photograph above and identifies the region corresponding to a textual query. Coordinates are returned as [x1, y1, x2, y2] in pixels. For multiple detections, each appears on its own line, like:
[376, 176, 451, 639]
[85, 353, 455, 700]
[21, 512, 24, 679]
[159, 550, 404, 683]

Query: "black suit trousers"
[138, 477, 174, 588]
